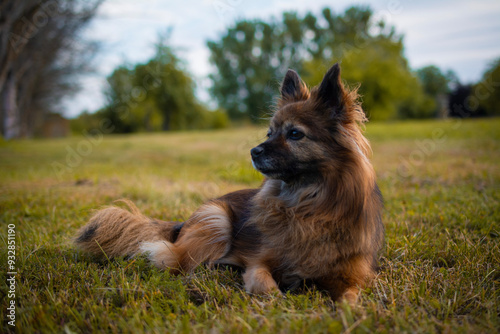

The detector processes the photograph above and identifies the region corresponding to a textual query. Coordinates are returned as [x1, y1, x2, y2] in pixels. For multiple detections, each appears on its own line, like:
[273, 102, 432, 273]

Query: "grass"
[0, 118, 499, 333]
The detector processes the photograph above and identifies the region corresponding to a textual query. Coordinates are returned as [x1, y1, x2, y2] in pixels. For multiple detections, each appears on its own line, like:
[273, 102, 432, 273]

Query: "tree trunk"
[2, 71, 20, 139]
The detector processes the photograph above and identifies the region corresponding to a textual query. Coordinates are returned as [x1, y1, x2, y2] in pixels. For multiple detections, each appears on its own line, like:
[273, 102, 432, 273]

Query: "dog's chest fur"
[251, 180, 343, 280]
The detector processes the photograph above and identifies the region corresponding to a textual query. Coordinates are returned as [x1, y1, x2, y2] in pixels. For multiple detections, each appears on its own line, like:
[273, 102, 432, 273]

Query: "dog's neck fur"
[263, 159, 372, 214]
[254, 131, 376, 237]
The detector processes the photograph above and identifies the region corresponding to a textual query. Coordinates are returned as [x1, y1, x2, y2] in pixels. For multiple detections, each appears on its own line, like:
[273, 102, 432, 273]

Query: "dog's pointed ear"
[280, 69, 309, 104]
[317, 63, 344, 112]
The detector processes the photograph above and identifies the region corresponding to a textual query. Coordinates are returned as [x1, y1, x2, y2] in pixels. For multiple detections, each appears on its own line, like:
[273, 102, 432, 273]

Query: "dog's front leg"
[243, 264, 281, 295]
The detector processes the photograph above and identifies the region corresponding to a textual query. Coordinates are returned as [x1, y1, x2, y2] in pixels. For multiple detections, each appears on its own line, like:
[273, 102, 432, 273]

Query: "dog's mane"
[255, 78, 381, 256]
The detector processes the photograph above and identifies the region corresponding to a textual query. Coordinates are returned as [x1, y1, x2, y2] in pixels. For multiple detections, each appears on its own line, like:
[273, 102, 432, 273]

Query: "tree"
[448, 84, 473, 118]
[98, 37, 228, 133]
[302, 39, 434, 120]
[476, 58, 500, 116]
[207, 16, 305, 121]
[416, 65, 453, 117]
[208, 6, 432, 122]
[417, 66, 450, 97]
[300, 7, 434, 120]
[0, 0, 102, 139]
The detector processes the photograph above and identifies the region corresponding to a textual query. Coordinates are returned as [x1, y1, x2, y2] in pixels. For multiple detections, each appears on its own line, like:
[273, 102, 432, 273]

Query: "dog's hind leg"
[140, 201, 232, 273]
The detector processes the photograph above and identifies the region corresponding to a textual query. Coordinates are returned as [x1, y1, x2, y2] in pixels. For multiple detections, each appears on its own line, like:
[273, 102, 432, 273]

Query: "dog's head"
[251, 63, 370, 184]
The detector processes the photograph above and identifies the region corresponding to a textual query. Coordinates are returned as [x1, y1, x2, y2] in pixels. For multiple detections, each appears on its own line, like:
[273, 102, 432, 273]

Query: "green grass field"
[1, 118, 499, 333]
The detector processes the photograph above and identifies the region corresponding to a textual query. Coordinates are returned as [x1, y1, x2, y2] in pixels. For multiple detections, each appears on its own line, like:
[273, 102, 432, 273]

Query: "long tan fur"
[75, 200, 171, 258]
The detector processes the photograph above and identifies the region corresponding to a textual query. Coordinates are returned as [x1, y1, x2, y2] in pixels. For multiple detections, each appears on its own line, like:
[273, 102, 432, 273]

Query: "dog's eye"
[288, 129, 305, 140]
[266, 130, 272, 138]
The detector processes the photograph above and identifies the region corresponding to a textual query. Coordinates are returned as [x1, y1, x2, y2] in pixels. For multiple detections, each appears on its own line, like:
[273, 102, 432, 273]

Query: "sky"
[64, 0, 500, 118]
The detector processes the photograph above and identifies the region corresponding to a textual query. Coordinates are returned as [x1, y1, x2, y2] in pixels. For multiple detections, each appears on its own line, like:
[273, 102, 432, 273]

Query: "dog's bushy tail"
[75, 200, 181, 259]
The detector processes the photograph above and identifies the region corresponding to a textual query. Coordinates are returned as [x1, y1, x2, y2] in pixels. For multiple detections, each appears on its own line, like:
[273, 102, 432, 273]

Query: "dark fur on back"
[75, 63, 384, 304]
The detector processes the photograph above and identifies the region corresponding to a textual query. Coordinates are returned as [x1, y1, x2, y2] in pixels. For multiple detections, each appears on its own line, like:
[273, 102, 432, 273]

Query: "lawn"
[0, 118, 499, 333]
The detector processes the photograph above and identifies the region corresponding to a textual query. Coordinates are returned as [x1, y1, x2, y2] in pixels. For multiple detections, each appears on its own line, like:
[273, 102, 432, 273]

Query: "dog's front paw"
[339, 287, 359, 306]
[243, 266, 281, 295]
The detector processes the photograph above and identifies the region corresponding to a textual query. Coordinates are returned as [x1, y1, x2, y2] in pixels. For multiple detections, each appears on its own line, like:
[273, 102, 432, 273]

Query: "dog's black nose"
[251, 146, 264, 159]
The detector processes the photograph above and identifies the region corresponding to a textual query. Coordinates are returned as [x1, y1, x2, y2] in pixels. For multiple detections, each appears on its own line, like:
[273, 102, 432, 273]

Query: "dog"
[75, 63, 384, 304]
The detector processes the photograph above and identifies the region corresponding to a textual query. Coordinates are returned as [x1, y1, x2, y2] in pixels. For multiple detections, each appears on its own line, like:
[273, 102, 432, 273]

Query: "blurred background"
[1, 0, 499, 139]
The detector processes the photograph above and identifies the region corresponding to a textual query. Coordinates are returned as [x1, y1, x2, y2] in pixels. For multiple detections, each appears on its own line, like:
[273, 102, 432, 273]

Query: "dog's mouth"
[253, 156, 323, 184]
[252, 158, 278, 177]
[252, 158, 289, 181]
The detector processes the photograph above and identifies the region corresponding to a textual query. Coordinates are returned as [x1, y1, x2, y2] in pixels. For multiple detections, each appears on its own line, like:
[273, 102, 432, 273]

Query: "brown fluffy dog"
[75, 63, 384, 303]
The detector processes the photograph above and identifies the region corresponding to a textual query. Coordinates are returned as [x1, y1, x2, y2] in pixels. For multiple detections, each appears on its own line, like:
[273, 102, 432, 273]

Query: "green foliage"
[0, 119, 499, 333]
[303, 45, 434, 121]
[206, 109, 231, 129]
[417, 66, 450, 97]
[300, 7, 434, 121]
[207, 16, 304, 121]
[70, 110, 104, 134]
[476, 58, 500, 116]
[94, 37, 229, 133]
[208, 6, 435, 122]
[414, 66, 455, 118]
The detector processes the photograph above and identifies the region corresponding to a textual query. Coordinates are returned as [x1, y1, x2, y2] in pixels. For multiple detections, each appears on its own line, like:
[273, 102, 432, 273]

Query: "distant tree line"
[0, 0, 102, 139]
[207, 6, 500, 122]
[2, 3, 499, 138]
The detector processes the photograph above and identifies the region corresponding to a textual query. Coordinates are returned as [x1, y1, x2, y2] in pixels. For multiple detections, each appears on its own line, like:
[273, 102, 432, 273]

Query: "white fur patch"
[338, 124, 370, 164]
[139, 240, 178, 269]
[140, 241, 170, 256]
[139, 203, 232, 269]
[194, 203, 232, 247]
